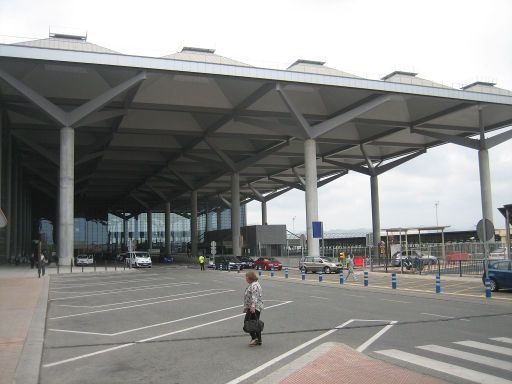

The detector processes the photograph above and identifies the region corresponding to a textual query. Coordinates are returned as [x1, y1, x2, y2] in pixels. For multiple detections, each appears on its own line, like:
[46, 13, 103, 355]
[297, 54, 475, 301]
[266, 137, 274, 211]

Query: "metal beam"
[275, 83, 312, 139]
[75, 109, 128, 127]
[218, 194, 231, 208]
[322, 158, 370, 176]
[268, 177, 305, 191]
[11, 130, 59, 166]
[292, 167, 306, 186]
[412, 102, 475, 127]
[75, 151, 105, 166]
[146, 184, 168, 202]
[203, 136, 236, 171]
[310, 95, 391, 138]
[68, 72, 146, 127]
[411, 127, 479, 149]
[167, 165, 195, 190]
[317, 171, 348, 187]
[248, 183, 265, 202]
[373, 149, 426, 175]
[486, 128, 512, 149]
[0, 67, 67, 126]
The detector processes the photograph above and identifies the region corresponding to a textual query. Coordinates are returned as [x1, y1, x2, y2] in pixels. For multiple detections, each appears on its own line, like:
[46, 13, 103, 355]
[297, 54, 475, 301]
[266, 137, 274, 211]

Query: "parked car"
[483, 260, 512, 291]
[299, 257, 342, 274]
[254, 257, 282, 271]
[75, 254, 94, 266]
[124, 251, 152, 268]
[214, 256, 244, 270]
[391, 250, 438, 267]
[489, 247, 510, 260]
[159, 255, 174, 263]
[237, 256, 255, 269]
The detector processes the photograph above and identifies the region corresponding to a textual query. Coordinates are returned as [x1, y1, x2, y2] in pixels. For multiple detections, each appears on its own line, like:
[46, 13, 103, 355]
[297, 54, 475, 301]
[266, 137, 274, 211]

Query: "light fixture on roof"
[288, 59, 326, 69]
[49, 26, 87, 41]
[381, 71, 418, 81]
[461, 81, 496, 90]
[181, 47, 215, 54]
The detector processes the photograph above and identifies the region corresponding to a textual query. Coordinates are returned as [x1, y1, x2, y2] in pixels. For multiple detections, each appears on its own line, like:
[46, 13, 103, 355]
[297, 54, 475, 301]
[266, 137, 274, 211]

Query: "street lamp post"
[292, 216, 296, 233]
[434, 201, 439, 227]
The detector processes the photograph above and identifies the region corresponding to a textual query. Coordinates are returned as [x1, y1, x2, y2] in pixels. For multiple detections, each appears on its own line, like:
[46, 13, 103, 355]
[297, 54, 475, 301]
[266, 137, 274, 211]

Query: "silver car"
[299, 257, 342, 274]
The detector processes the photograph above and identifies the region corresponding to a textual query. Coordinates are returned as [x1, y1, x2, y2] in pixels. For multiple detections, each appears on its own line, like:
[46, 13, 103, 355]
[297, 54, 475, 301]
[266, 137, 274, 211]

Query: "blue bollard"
[339, 271, 344, 285]
[435, 275, 441, 294]
[237, 265, 240, 273]
[364, 271, 369, 286]
[258, 268, 262, 277]
[319, 271, 323, 283]
[271, 266, 275, 277]
[301, 269, 305, 281]
[285, 267, 289, 279]
[392, 273, 397, 289]
[485, 278, 492, 298]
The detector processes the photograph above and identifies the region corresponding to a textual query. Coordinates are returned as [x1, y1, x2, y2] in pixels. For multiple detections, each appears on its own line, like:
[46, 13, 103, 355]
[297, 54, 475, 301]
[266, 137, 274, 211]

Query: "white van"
[124, 251, 152, 268]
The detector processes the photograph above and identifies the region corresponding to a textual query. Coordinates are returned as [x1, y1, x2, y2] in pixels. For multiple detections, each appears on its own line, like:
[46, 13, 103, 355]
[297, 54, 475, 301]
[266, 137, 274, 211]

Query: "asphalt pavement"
[38, 266, 511, 384]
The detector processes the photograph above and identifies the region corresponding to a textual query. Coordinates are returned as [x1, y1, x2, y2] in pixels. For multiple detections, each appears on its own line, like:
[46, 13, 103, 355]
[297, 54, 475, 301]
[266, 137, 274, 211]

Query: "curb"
[12, 275, 49, 384]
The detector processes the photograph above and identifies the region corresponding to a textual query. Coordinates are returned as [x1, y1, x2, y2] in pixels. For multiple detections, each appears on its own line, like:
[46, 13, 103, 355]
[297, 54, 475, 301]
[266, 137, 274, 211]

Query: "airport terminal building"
[0, 33, 511, 265]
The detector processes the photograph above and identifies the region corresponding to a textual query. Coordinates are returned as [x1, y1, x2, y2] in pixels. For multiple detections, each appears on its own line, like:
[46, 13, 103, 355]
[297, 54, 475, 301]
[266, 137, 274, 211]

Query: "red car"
[254, 257, 282, 271]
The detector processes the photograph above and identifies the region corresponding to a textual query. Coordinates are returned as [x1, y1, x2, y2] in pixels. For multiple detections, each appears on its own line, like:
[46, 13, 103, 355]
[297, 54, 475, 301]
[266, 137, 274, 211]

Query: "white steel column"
[191, 191, 198, 258]
[147, 210, 153, 251]
[370, 174, 381, 259]
[304, 139, 319, 257]
[58, 127, 74, 267]
[478, 148, 493, 223]
[165, 202, 171, 256]
[231, 172, 241, 256]
[262, 201, 268, 225]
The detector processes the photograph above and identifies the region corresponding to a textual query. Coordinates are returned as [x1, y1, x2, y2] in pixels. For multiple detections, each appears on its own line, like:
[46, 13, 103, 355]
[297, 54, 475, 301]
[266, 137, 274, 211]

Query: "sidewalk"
[0, 266, 48, 384]
[256, 342, 447, 384]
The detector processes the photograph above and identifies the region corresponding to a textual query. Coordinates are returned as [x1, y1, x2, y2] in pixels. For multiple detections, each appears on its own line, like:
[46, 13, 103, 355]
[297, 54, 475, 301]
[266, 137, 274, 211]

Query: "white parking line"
[49, 304, 245, 336]
[309, 296, 329, 300]
[43, 301, 293, 368]
[49, 289, 236, 320]
[50, 282, 198, 301]
[55, 289, 229, 308]
[380, 299, 411, 304]
[421, 312, 453, 319]
[51, 276, 176, 289]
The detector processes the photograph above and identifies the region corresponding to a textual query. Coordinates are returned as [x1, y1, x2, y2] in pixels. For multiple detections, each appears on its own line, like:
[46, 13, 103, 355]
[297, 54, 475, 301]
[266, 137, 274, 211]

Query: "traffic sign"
[476, 219, 494, 241]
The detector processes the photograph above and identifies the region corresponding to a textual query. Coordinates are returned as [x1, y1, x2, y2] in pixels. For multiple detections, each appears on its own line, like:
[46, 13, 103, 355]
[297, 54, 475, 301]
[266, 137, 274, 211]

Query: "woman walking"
[243, 271, 263, 346]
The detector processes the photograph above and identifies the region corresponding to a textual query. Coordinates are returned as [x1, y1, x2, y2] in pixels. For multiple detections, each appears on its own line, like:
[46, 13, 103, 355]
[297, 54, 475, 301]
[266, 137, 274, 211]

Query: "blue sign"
[312, 221, 323, 238]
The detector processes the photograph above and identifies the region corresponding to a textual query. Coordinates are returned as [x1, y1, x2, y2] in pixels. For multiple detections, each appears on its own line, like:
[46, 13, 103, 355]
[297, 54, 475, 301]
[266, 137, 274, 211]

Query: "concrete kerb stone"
[12, 275, 49, 384]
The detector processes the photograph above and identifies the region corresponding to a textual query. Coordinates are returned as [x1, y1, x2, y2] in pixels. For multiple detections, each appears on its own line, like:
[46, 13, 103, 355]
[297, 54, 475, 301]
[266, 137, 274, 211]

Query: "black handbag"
[243, 313, 264, 333]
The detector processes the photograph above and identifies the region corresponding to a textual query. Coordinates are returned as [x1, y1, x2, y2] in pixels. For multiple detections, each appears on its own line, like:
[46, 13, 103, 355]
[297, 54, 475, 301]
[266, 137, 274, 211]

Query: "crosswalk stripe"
[375, 349, 512, 384]
[491, 337, 512, 345]
[417, 345, 512, 371]
[454, 341, 512, 356]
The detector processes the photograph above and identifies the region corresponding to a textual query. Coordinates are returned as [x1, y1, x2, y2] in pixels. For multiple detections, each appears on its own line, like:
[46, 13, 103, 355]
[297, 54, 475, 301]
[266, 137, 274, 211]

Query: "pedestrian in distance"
[243, 271, 263, 346]
[199, 254, 205, 271]
[38, 252, 47, 278]
[346, 254, 358, 281]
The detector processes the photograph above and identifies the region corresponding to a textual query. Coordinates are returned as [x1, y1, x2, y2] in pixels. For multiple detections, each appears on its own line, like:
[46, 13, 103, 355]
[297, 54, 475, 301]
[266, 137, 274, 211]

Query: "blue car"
[483, 260, 512, 291]
[160, 255, 174, 263]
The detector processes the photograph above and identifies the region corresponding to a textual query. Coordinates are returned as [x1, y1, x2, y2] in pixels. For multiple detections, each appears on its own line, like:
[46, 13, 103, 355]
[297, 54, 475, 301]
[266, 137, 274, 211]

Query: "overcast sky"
[1, 0, 511, 233]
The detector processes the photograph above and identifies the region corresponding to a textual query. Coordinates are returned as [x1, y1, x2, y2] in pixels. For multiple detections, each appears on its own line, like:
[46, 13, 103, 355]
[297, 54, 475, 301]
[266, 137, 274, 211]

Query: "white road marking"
[454, 341, 512, 356]
[49, 289, 236, 320]
[225, 319, 355, 384]
[43, 301, 293, 368]
[421, 312, 453, 319]
[417, 345, 512, 371]
[492, 337, 512, 344]
[49, 304, 245, 336]
[51, 276, 176, 289]
[380, 299, 411, 304]
[375, 349, 512, 384]
[309, 296, 329, 300]
[55, 289, 229, 308]
[356, 321, 397, 352]
[43, 344, 135, 368]
[50, 282, 198, 301]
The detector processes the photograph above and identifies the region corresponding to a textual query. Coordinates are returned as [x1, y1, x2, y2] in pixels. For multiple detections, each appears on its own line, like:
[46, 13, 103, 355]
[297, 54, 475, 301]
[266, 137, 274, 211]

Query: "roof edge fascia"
[1, 44, 512, 106]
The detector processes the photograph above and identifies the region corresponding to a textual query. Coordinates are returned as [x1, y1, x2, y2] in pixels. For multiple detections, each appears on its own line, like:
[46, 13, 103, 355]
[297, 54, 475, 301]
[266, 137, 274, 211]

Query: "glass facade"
[39, 205, 247, 255]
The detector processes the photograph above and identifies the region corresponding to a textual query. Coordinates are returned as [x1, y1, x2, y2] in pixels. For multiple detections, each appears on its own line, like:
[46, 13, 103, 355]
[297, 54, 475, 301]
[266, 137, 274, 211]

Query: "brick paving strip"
[256, 342, 447, 384]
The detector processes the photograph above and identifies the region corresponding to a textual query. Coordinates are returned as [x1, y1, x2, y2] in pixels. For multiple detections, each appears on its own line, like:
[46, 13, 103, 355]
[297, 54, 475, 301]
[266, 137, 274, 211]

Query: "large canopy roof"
[1, 36, 511, 220]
